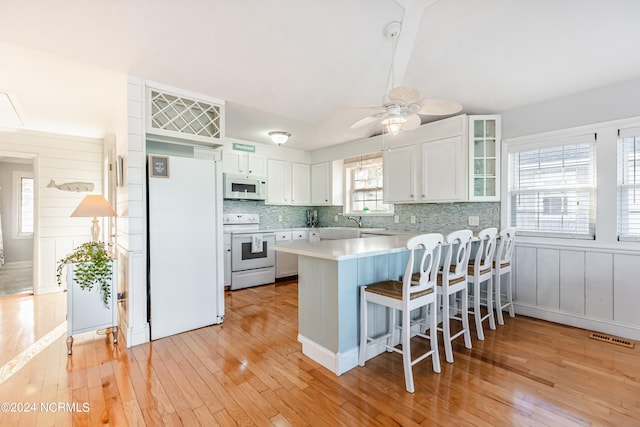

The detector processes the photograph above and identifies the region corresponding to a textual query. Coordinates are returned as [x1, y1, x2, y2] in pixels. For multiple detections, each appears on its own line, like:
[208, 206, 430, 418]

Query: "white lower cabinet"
[275, 230, 308, 278]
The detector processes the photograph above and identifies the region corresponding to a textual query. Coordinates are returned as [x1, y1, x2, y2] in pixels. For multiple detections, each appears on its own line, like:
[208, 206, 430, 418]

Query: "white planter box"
[66, 260, 118, 355]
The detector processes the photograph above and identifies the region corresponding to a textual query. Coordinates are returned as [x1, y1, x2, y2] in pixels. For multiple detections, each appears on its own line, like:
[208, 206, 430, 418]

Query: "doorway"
[0, 156, 35, 297]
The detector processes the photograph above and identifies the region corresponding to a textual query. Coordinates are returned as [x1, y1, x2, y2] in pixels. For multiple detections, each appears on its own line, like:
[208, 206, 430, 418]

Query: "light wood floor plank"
[1, 279, 639, 426]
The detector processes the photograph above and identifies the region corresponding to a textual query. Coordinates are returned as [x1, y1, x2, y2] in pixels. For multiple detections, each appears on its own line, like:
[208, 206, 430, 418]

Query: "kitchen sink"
[316, 227, 386, 240]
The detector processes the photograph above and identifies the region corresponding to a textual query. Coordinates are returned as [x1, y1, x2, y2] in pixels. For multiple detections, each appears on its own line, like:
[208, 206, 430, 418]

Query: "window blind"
[508, 135, 596, 238]
[618, 127, 640, 241]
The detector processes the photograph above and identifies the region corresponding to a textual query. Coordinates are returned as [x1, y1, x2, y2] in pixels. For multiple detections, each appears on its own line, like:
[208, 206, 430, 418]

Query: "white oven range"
[223, 213, 275, 290]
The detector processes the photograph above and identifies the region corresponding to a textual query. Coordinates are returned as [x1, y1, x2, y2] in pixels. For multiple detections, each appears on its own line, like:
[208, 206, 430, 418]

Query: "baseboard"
[297, 335, 363, 376]
[126, 323, 150, 347]
[514, 303, 640, 341]
[3, 261, 33, 268]
[35, 285, 63, 295]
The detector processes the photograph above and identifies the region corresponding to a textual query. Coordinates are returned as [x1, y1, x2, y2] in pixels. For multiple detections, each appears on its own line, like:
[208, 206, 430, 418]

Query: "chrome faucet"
[347, 216, 363, 228]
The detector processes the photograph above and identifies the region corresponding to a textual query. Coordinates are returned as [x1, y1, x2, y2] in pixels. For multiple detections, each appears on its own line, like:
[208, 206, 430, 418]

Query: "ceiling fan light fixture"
[268, 131, 291, 145]
[381, 115, 406, 136]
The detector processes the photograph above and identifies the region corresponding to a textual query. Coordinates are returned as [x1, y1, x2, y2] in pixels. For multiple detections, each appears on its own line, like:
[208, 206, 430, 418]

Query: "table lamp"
[71, 195, 117, 242]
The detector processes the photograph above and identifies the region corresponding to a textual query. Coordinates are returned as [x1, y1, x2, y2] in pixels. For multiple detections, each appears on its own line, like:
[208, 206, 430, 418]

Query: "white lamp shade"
[71, 195, 117, 218]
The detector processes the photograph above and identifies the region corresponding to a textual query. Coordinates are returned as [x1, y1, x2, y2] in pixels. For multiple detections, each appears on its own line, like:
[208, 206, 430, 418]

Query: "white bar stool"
[494, 227, 516, 325]
[358, 233, 443, 393]
[437, 229, 473, 364]
[467, 227, 498, 340]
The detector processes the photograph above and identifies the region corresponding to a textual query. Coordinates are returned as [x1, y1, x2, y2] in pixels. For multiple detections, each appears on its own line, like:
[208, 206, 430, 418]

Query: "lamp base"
[90, 217, 100, 242]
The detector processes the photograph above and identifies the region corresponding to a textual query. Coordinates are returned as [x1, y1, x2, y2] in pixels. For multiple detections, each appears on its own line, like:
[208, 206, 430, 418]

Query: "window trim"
[342, 154, 394, 215]
[617, 127, 640, 242]
[12, 170, 34, 239]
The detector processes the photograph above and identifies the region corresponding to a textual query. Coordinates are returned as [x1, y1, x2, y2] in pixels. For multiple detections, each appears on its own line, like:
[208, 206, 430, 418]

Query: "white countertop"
[272, 234, 416, 261]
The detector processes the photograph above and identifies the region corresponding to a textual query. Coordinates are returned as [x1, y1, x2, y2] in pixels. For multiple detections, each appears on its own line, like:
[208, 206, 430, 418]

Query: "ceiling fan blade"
[388, 86, 421, 104]
[403, 113, 421, 131]
[418, 99, 463, 116]
[350, 114, 382, 129]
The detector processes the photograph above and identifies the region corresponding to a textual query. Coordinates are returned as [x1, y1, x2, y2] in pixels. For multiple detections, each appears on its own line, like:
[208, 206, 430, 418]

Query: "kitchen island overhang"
[273, 235, 418, 375]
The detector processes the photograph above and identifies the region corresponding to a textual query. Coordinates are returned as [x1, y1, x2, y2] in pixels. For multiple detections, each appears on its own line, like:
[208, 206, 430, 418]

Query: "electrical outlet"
[393, 215, 399, 224]
[278, 215, 283, 222]
[410, 215, 416, 224]
[469, 216, 480, 226]
[334, 215, 339, 222]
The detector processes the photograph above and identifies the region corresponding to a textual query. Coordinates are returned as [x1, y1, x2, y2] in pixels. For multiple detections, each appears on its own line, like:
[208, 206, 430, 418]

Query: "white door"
[148, 156, 218, 340]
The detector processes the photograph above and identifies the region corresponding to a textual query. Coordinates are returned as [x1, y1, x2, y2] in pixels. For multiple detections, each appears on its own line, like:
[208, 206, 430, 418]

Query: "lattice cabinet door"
[146, 87, 224, 146]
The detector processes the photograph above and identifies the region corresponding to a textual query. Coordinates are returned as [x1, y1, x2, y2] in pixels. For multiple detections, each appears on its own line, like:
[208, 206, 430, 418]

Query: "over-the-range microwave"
[223, 173, 267, 200]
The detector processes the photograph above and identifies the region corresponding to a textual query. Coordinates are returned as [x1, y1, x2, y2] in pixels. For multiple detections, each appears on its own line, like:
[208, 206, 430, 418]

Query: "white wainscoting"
[0, 129, 104, 295]
[514, 243, 640, 340]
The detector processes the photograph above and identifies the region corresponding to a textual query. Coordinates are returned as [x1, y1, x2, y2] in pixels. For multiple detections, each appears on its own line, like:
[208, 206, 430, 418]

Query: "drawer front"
[292, 230, 308, 241]
[276, 231, 292, 242]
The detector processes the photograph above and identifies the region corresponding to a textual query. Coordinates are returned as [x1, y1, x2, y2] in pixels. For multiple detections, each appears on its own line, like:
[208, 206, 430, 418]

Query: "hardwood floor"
[1, 279, 639, 426]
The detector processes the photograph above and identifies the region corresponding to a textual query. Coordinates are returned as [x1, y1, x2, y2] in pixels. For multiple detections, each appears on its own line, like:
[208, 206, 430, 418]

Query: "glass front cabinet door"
[469, 115, 501, 201]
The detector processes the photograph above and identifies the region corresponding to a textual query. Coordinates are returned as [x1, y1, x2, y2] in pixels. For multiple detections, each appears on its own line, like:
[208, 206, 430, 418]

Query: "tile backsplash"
[224, 200, 500, 234]
[223, 200, 312, 229]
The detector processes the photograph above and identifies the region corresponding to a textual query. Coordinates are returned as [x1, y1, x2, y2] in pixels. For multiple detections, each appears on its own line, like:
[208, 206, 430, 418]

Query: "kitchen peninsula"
[272, 234, 416, 375]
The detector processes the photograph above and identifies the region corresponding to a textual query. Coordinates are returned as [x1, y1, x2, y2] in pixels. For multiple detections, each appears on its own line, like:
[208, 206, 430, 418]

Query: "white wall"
[502, 78, 640, 139]
[501, 79, 640, 340]
[0, 161, 34, 264]
[0, 129, 104, 294]
[118, 76, 149, 347]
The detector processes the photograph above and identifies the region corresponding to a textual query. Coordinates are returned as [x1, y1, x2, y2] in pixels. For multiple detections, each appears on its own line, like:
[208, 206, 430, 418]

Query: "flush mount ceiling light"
[268, 131, 291, 145]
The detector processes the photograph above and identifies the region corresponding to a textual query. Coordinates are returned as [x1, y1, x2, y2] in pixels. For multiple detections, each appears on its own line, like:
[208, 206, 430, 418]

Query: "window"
[13, 171, 34, 237]
[508, 135, 596, 238]
[344, 154, 393, 214]
[618, 127, 640, 241]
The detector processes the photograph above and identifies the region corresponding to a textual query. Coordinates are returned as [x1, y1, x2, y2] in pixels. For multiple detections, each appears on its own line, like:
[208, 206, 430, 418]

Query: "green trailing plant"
[57, 241, 113, 308]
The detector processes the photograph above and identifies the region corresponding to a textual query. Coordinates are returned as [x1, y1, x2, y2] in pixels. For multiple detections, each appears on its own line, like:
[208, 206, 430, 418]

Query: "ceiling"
[1, 0, 640, 151]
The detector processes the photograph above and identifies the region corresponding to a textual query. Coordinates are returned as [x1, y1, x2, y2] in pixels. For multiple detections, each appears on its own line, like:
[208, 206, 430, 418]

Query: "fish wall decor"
[47, 180, 94, 192]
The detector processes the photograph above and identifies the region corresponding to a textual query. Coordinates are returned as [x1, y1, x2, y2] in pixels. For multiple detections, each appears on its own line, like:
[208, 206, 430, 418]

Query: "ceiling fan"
[350, 21, 462, 136]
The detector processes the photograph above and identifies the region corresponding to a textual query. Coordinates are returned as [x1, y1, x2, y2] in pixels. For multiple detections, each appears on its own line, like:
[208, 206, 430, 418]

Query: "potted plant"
[57, 241, 113, 308]
[58, 241, 118, 355]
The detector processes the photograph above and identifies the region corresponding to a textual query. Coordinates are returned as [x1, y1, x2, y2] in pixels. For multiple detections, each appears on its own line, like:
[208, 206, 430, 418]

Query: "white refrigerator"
[147, 155, 224, 340]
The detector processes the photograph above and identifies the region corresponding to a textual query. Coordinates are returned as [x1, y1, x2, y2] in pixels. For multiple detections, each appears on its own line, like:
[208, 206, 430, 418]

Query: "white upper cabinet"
[468, 115, 501, 201]
[311, 161, 343, 206]
[223, 150, 266, 177]
[291, 163, 311, 205]
[421, 136, 465, 202]
[267, 160, 310, 205]
[383, 138, 466, 204]
[266, 159, 291, 205]
[311, 162, 330, 205]
[146, 86, 224, 146]
[383, 145, 419, 203]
